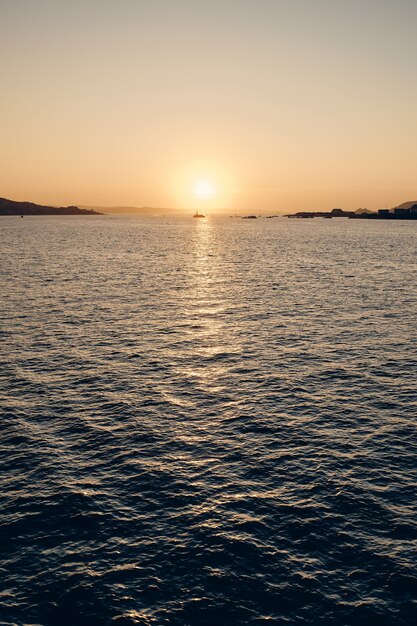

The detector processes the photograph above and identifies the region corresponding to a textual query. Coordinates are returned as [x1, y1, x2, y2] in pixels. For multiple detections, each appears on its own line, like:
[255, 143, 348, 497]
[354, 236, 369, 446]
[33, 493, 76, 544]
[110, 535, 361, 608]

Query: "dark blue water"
[1, 216, 416, 625]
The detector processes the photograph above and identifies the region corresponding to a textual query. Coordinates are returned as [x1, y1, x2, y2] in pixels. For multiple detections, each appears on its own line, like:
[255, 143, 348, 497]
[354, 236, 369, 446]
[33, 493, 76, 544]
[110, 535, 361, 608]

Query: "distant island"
[0, 197, 102, 216]
[287, 203, 417, 220]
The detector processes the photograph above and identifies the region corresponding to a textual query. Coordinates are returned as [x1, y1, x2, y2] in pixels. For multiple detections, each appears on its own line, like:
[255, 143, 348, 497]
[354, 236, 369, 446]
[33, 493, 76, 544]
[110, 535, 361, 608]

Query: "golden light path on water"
[183, 217, 231, 394]
[156, 216, 235, 419]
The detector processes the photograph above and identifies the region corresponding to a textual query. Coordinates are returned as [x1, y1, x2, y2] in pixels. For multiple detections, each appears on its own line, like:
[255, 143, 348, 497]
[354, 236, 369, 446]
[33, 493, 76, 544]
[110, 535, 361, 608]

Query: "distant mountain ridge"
[0, 197, 102, 215]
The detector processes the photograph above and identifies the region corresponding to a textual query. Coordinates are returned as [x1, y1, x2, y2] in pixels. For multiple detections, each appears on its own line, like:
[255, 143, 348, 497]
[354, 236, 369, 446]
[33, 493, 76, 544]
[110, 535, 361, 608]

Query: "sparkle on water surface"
[0, 215, 416, 626]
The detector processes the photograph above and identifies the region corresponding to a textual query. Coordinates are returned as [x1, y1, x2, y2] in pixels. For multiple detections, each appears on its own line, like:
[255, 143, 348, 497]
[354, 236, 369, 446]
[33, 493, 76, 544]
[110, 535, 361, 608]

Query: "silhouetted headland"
[287, 204, 417, 220]
[0, 197, 102, 216]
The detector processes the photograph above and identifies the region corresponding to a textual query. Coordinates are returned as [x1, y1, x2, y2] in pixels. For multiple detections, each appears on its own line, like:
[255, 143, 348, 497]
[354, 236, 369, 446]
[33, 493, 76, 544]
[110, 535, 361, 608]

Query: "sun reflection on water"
[181, 217, 234, 393]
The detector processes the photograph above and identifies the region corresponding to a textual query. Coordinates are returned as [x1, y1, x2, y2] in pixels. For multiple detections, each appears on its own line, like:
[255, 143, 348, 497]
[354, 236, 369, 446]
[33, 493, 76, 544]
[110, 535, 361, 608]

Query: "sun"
[192, 179, 216, 199]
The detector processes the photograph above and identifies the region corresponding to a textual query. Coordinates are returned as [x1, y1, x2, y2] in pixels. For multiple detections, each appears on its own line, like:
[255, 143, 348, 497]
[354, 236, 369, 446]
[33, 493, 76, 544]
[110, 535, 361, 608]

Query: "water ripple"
[0, 216, 416, 625]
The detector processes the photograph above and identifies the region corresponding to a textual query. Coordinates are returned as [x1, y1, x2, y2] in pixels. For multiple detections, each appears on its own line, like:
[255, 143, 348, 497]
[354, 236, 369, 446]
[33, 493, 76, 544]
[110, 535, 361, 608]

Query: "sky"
[1, 0, 417, 212]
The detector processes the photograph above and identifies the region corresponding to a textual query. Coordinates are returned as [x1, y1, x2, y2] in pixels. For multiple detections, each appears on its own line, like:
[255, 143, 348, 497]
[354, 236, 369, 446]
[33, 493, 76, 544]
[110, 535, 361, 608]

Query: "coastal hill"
[0, 197, 102, 216]
[395, 200, 417, 210]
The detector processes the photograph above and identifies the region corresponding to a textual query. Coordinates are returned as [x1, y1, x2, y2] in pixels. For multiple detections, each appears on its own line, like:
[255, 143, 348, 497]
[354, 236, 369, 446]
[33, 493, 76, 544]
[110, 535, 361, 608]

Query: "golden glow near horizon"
[193, 179, 216, 199]
[171, 164, 234, 211]
[1, 0, 417, 211]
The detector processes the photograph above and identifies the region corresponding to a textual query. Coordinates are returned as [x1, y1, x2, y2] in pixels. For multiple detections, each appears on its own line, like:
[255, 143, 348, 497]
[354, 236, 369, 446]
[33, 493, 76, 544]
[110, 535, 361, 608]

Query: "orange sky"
[1, 0, 417, 212]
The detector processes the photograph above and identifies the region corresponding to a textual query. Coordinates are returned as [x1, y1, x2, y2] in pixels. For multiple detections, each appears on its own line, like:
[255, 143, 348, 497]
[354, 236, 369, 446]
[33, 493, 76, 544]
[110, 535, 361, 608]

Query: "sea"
[1, 215, 416, 626]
